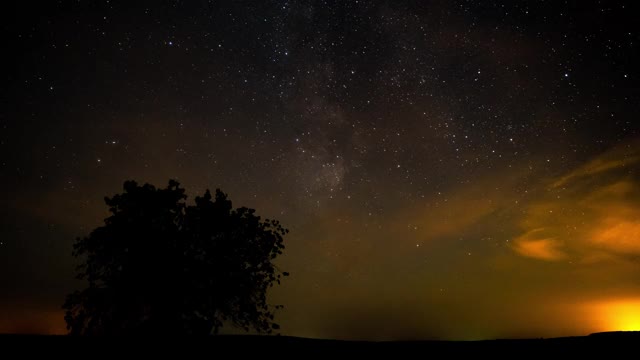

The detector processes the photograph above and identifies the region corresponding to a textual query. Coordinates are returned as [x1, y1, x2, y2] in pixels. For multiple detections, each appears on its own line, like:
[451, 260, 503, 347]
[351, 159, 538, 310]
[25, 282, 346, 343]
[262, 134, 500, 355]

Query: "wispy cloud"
[512, 229, 567, 261]
[512, 140, 640, 263]
[552, 143, 638, 188]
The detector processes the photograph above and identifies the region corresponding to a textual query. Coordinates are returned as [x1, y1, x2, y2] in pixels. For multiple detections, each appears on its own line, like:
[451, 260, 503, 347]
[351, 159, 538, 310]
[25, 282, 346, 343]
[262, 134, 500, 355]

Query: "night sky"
[2, 1, 640, 340]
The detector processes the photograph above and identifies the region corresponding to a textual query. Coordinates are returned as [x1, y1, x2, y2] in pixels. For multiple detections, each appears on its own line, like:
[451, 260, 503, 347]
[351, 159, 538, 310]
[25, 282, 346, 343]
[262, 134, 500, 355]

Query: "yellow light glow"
[593, 299, 640, 332]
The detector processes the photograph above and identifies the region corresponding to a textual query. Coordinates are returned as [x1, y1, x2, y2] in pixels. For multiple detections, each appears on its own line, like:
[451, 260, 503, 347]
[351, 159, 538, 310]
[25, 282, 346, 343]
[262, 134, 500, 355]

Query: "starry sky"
[2, 1, 640, 340]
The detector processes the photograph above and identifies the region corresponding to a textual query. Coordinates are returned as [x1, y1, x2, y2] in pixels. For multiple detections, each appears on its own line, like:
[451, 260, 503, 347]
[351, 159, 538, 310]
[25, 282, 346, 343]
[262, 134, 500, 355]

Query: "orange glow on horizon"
[0, 308, 66, 335]
[590, 299, 640, 332]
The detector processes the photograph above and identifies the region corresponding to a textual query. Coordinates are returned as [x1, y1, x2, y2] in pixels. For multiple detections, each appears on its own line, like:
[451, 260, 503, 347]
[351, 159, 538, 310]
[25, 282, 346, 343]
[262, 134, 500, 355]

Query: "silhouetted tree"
[63, 180, 289, 335]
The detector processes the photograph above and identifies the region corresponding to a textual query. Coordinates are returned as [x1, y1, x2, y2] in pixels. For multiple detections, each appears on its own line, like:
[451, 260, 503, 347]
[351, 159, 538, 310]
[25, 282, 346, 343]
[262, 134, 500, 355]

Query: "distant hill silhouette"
[1, 332, 639, 356]
[589, 330, 640, 337]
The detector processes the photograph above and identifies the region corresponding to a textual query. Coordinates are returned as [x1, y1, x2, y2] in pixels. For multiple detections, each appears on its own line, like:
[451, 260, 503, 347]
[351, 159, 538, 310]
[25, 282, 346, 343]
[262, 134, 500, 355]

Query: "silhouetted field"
[1, 332, 638, 356]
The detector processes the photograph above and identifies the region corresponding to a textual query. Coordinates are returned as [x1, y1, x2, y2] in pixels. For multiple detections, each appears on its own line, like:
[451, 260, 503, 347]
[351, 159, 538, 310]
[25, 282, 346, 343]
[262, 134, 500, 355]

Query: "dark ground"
[1, 331, 639, 357]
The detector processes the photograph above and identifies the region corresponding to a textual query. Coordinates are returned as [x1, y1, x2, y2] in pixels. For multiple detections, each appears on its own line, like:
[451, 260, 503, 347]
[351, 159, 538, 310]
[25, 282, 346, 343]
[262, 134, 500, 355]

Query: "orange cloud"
[591, 217, 640, 255]
[512, 229, 567, 261]
[551, 143, 639, 188]
[410, 196, 497, 242]
[551, 158, 633, 188]
[511, 139, 640, 263]
[396, 167, 536, 245]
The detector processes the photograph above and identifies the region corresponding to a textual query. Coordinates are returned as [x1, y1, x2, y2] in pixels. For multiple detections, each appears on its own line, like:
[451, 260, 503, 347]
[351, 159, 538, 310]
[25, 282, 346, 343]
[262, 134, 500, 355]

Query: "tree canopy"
[63, 180, 289, 335]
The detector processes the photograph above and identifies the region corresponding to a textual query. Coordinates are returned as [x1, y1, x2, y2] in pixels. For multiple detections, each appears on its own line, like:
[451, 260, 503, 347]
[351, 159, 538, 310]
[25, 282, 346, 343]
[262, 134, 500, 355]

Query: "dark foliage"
[63, 180, 289, 335]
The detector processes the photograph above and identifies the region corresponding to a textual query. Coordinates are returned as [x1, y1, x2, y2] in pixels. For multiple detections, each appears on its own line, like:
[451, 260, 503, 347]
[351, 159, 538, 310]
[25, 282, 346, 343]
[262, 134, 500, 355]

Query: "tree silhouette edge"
[63, 180, 289, 336]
